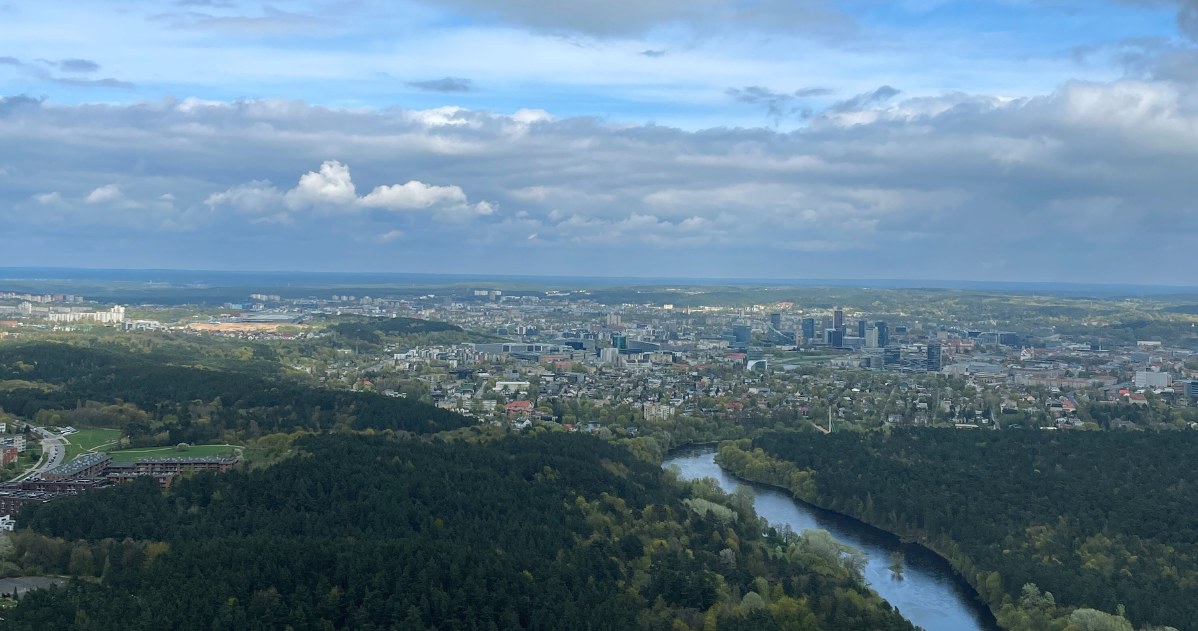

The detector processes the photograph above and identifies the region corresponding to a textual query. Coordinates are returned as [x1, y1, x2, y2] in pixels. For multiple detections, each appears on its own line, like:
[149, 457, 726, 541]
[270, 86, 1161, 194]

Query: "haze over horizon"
[4, 1, 1198, 282]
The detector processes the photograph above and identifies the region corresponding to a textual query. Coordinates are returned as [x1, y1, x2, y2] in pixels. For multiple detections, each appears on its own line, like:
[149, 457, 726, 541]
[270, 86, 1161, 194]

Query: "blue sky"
[3, 0, 1198, 282]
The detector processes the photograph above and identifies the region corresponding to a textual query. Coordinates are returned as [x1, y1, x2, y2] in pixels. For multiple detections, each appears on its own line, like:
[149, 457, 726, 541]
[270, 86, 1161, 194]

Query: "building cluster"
[7, 304, 126, 324]
[0, 291, 85, 304]
[307, 292, 1198, 433]
[0, 452, 238, 520]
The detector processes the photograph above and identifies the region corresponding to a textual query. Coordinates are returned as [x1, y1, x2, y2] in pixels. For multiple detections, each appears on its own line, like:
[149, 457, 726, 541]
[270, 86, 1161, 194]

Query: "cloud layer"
[3, 79, 1198, 281]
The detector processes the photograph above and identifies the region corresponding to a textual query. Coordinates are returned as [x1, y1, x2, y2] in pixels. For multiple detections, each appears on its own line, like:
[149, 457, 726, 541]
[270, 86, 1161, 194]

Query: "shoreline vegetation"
[704, 443, 998, 623]
[715, 437, 1182, 631]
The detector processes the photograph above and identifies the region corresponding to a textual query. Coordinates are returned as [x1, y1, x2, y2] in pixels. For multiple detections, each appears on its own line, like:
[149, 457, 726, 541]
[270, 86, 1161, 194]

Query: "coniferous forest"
[0, 341, 473, 442]
[3, 432, 915, 631]
[718, 430, 1198, 631]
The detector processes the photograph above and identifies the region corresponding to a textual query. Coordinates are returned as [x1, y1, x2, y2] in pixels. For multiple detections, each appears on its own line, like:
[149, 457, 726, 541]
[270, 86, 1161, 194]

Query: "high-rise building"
[827, 329, 844, 348]
[927, 343, 942, 372]
[611, 334, 627, 350]
[770, 312, 783, 330]
[802, 318, 816, 341]
[865, 327, 879, 348]
[732, 324, 752, 349]
[1187, 381, 1198, 401]
[876, 321, 889, 347]
[857, 320, 867, 338]
[821, 316, 833, 339]
[833, 309, 844, 331]
[599, 347, 621, 365]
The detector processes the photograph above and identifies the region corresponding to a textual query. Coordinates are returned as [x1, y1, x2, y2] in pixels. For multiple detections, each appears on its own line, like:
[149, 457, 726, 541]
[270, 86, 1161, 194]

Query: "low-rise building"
[42, 453, 112, 481]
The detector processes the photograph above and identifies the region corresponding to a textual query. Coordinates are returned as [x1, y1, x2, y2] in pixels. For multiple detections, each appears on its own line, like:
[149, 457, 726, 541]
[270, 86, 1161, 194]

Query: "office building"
[770, 312, 782, 330]
[1134, 370, 1170, 389]
[827, 329, 844, 349]
[800, 318, 819, 342]
[876, 321, 889, 347]
[927, 343, 942, 372]
[611, 334, 627, 350]
[732, 325, 752, 349]
[857, 320, 867, 338]
[841, 336, 865, 350]
[884, 347, 900, 366]
[833, 309, 844, 331]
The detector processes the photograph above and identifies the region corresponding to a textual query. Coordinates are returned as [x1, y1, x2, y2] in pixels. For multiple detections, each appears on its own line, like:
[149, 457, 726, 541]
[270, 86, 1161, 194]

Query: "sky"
[2, 0, 1198, 283]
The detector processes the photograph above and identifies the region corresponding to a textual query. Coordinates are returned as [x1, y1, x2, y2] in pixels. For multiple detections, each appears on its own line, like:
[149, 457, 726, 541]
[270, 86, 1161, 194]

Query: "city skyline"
[4, 1, 1198, 282]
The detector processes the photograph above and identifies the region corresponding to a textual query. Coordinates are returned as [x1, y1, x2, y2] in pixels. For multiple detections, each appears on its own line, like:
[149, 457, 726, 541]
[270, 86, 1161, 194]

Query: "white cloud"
[85, 184, 124, 204]
[207, 160, 493, 219]
[285, 160, 358, 210]
[360, 180, 467, 210]
[33, 191, 62, 204]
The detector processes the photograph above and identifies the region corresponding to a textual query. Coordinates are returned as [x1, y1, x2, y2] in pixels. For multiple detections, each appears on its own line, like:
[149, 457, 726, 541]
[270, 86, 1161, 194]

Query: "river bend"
[663, 447, 1000, 631]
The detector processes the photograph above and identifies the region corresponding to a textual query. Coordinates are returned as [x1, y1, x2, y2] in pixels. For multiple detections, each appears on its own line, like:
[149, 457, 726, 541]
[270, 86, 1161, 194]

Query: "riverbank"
[712, 443, 1004, 630]
[664, 447, 1000, 631]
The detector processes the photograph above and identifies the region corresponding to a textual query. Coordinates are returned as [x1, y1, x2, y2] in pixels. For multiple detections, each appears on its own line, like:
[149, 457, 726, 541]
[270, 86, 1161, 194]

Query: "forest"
[718, 430, 1198, 631]
[4, 433, 915, 631]
[0, 341, 472, 443]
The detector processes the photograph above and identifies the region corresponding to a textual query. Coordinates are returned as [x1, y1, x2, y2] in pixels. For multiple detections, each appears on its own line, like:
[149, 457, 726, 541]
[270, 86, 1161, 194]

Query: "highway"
[11, 427, 67, 482]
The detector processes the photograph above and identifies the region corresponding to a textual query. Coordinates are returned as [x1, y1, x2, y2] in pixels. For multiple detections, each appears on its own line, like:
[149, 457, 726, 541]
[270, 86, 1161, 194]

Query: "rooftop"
[42, 452, 111, 477]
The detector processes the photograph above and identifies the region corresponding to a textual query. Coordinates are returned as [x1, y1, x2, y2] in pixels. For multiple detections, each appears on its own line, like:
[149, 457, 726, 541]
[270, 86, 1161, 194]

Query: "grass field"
[63, 427, 123, 461]
[108, 444, 244, 462]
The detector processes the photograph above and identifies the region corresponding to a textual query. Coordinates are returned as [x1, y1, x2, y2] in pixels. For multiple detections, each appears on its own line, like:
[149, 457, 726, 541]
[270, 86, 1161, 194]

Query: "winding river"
[663, 447, 1000, 631]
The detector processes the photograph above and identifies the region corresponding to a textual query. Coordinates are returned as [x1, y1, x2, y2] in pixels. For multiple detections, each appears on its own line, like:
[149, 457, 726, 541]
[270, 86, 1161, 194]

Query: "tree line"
[718, 429, 1198, 631]
[0, 341, 473, 444]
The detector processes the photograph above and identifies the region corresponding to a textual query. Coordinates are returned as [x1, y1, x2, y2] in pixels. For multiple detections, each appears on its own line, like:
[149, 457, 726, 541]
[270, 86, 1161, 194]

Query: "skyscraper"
[827, 329, 844, 348]
[875, 321, 889, 347]
[833, 309, 844, 331]
[857, 320, 867, 338]
[611, 334, 627, 350]
[770, 312, 782, 330]
[802, 318, 816, 341]
[927, 342, 942, 372]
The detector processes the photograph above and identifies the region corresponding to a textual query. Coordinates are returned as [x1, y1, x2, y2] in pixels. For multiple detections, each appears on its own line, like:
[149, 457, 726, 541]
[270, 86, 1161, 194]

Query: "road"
[11, 427, 67, 482]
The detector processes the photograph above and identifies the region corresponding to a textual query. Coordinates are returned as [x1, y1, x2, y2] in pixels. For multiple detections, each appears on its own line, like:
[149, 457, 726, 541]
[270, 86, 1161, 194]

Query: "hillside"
[5, 433, 916, 631]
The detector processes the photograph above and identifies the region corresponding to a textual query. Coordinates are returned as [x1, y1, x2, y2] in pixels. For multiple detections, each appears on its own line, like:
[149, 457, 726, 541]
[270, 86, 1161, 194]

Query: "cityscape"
[2, 274, 1198, 630]
[7, 0, 1198, 629]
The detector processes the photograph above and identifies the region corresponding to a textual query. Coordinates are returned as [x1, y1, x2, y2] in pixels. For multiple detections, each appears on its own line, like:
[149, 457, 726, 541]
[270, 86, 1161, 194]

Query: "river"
[663, 447, 1000, 631]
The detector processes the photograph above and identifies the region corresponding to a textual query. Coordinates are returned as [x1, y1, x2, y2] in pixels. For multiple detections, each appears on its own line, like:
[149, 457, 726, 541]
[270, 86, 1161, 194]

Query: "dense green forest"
[718, 430, 1198, 631]
[4, 433, 915, 631]
[0, 341, 471, 444]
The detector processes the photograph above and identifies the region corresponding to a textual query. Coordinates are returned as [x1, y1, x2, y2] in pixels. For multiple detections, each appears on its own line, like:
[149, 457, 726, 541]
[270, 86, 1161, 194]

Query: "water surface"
[663, 447, 1000, 631]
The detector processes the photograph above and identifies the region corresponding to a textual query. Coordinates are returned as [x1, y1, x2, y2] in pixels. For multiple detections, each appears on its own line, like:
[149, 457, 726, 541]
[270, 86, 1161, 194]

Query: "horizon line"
[1, 266, 1197, 293]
